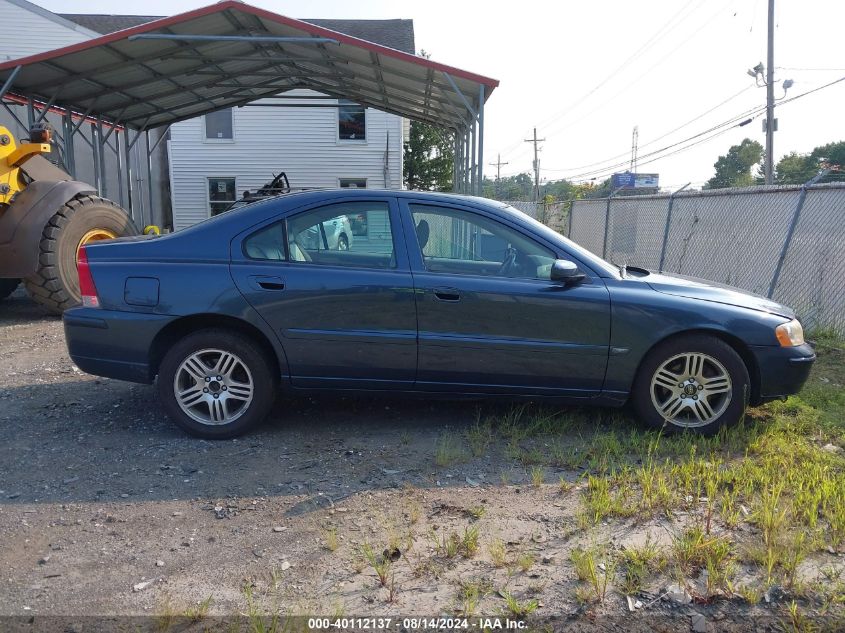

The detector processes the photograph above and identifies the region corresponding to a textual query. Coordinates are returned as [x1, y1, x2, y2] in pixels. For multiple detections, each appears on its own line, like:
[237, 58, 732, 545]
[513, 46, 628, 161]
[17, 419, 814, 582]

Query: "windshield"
[501, 205, 620, 278]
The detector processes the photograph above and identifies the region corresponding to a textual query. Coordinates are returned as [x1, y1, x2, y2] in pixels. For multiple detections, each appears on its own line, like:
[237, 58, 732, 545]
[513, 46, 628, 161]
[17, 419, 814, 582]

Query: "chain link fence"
[502, 200, 570, 235]
[564, 183, 845, 335]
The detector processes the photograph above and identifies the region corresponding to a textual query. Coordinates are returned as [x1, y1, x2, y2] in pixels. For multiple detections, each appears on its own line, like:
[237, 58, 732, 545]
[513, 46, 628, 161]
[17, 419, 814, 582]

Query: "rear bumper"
[64, 308, 173, 384]
[749, 342, 816, 404]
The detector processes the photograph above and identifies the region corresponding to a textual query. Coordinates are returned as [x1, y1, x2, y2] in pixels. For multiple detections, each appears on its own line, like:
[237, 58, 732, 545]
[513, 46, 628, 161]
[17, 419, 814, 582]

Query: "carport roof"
[0, 0, 498, 131]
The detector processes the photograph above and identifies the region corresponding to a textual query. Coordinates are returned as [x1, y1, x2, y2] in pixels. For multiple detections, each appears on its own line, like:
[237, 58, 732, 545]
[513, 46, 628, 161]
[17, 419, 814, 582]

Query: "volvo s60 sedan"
[63, 190, 815, 439]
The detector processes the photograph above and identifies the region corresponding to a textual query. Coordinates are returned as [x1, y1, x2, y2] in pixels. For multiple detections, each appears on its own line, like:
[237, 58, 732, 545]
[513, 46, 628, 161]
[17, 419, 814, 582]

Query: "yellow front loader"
[0, 124, 137, 312]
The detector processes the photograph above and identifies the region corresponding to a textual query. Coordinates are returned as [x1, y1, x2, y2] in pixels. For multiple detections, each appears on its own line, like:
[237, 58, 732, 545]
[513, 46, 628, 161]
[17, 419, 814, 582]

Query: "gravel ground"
[0, 288, 833, 631]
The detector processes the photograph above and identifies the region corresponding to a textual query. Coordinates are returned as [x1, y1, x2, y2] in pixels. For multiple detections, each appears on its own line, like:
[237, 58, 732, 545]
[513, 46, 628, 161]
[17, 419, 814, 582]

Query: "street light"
[745, 61, 794, 183]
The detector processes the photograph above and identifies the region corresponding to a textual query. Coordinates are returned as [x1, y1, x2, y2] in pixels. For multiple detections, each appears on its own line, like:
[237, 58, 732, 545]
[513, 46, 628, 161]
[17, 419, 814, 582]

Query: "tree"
[774, 141, 845, 184]
[775, 152, 817, 184]
[403, 49, 454, 192]
[705, 138, 763, 189]
[403, 121, 454, 191]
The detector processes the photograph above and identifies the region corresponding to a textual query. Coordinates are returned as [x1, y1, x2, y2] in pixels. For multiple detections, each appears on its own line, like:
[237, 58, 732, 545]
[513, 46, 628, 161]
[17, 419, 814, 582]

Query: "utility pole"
[630, 125, 639, 173]
[490, 153, 509, 182]
[764, 0, 775, 184]
[489, 153, 509, 198]
[524, 127, 545, 201]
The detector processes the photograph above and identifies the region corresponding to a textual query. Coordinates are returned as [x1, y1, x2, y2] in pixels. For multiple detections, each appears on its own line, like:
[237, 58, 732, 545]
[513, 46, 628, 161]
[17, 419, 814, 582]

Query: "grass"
[488, 538, 508, 568]
[570, 545, 616, 603]
[499, 591, 539, 618]
[619, 534, 666, 595]
[323, 527, 339, 552]
[361, 543, 392, 587]
[435, 431, 468, 467]
[456, 578, 494, 616]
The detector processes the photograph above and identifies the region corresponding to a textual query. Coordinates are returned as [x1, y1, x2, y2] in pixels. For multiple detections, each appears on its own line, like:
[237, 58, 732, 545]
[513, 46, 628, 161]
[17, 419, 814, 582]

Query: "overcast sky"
[37, 0, 845, 189]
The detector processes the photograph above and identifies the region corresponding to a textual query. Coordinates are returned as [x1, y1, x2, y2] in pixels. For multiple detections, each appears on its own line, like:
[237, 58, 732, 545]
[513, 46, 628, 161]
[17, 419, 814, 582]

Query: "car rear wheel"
[337, 234, 349, 250]
[158, 329, 277, 439]
[631, 334, 750, 435]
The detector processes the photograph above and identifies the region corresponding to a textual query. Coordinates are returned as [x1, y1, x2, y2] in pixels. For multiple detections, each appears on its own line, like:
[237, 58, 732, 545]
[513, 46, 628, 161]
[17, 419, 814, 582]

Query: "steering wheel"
[497, 246, 518, 276]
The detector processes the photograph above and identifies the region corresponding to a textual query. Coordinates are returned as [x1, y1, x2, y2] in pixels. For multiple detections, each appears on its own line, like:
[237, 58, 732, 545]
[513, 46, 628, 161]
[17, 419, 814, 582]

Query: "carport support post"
[658, 182, 690, 272]
[123, 127, 135, 221]
[452, 130, 459, 193]
[90, 122, 101, 195]
[96, 117, 107, 198]
[62, 110, 76, 179]
[146, 129, 154, 229]
[463, 127, 470, 193]
[477, 84, 485, 196]
[469, 119, 476, 194]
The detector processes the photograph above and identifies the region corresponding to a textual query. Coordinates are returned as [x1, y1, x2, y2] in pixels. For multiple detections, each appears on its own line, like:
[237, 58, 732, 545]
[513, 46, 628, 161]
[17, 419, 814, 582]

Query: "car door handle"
[249, 275, 285, 291]
[433, 287, 461, 302]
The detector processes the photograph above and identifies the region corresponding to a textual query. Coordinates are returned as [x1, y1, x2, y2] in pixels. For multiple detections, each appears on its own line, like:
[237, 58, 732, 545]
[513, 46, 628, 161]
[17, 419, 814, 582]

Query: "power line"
[495, 0, 708, 158]
[541, 83, 755, 173]
[545, 103, 766, 180]
[560, 74, 845, 184]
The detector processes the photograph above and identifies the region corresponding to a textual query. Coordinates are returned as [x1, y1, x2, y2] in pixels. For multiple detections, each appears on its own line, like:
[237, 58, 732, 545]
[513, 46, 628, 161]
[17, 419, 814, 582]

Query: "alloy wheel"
[173, 348, 254, 425]
[649, 352, 732, 428]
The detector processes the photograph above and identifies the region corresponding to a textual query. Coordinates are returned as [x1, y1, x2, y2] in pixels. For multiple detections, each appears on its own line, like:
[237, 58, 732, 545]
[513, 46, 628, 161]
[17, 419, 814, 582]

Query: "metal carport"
[0, 0, 498, 222]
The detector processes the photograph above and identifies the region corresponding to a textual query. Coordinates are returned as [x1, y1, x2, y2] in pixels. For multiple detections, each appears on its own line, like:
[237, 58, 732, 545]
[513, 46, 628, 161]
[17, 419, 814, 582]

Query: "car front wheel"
[632, 334, 750, 435]
[157, 329, 277, 439]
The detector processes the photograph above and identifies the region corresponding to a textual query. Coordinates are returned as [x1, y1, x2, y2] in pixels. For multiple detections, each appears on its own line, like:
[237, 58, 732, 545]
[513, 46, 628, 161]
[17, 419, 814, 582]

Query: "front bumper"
[749, 342, 816, 404]
[64, 308, 174, 383]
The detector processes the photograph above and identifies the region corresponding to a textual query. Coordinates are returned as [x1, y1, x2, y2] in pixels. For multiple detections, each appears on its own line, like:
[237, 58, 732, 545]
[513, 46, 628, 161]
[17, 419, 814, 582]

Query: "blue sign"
[612, 172, 659, 189]
[611, 172, 636, 188]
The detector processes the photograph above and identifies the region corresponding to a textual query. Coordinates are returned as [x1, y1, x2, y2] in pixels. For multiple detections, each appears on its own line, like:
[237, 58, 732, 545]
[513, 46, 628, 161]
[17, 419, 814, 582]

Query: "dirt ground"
[0, 287, 838, 632]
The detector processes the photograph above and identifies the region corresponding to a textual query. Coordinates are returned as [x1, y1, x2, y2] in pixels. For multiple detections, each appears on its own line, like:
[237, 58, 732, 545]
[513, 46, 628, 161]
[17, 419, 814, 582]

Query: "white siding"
[0, 0, 97, 61]
[168, 90, 405, 230]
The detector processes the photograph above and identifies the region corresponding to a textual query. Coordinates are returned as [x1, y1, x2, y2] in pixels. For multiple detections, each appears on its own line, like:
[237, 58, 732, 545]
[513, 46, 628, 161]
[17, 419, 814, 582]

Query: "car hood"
[643, 271, 795, 319]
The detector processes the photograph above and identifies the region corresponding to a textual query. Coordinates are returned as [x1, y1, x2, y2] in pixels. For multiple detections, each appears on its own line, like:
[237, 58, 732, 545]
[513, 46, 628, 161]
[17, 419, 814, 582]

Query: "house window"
[204, 108, 233, 140]
[208, 177, 236, 216]
[339, 178, 367, 188]
[338, 100, 366, 140]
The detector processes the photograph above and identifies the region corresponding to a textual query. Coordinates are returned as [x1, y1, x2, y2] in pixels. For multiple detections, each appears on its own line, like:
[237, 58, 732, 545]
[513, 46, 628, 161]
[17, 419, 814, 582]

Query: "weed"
[488, 538, 508, 568]
[619, 534, 665, 595]
[461, 526, 480, 558]
[570, 546, 615, 603]
[466, 415, 493, 457]
[456, 578, 493, 616]
[530, 466, 544, 487]
[361, 543, 392, 587]
[184, 595, 213, 623]
[558, 476, 572, 494]
[435, 431, 468, 468]
[467, 505, 486, 520]
[516, 551, 536, 573]
[324, 527, 339, 552]
[500, 591, 539, 618]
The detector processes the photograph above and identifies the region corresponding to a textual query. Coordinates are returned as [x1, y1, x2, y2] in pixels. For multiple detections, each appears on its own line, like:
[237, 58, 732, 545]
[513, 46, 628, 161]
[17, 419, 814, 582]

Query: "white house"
[168, 94, 408, 229]
[166, 18, 415, 230]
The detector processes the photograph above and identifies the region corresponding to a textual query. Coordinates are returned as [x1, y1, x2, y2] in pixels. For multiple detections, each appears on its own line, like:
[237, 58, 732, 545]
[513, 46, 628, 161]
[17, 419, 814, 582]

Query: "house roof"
[60, 14, 417, 55]
[0, 1, 492, 131]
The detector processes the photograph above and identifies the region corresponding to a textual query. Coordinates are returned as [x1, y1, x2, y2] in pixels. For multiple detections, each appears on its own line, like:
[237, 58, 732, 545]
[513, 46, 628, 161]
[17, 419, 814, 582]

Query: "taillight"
[76, 246, 100, 308]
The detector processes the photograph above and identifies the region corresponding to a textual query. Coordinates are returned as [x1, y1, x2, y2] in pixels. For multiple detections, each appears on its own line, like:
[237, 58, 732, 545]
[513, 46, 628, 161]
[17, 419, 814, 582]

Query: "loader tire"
[23, 195, 138, 314]
[0, 278, 19, 301]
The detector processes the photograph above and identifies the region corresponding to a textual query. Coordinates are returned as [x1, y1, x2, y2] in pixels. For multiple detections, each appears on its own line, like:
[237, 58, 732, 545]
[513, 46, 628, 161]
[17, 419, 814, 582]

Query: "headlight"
[775, 319, 804, 347]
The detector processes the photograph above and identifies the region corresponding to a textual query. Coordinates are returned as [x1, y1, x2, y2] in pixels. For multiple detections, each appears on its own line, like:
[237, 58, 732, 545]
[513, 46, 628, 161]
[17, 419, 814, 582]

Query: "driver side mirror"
[550, 259, 586, 285]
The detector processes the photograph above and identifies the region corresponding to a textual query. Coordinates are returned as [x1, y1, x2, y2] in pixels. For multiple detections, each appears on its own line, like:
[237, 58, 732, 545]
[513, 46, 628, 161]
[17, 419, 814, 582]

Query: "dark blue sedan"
[63, 190, 815, 439]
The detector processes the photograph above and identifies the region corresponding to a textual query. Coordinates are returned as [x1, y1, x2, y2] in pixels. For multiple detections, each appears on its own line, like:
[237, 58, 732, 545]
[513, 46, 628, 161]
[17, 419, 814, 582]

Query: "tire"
[23, 195, 138, 314]
[157, 328, 277, 439]
[631, 334, 750, 436]
[337, 234, 349, 251]
[0, 278, 19, 301]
